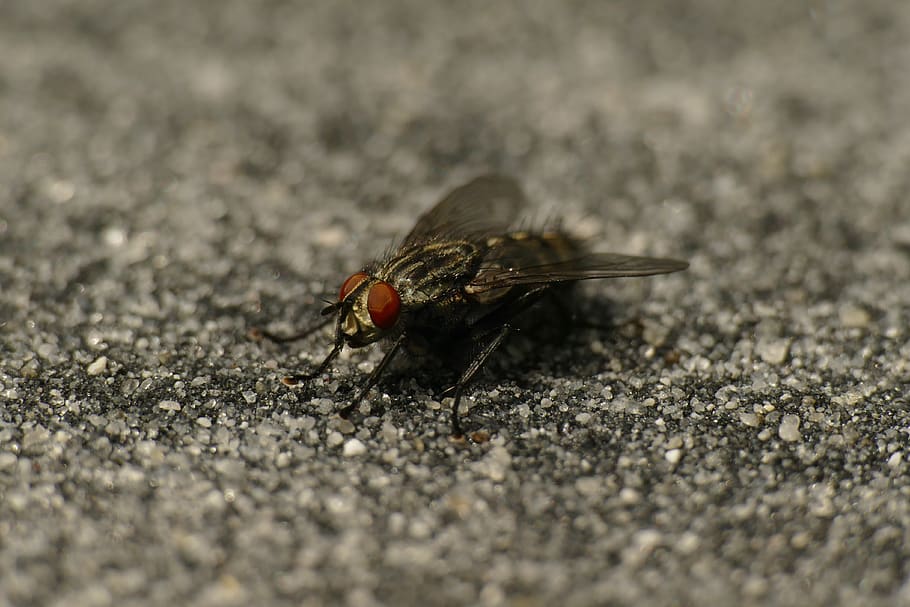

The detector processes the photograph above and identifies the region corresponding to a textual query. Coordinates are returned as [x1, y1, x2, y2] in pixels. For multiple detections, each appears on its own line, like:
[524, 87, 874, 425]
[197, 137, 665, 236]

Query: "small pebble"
[22, 426, 50, 451]
[739, 412, 761, 427]
[0, 452, 18, 469]
[676, 532, 700, 555]
[86, 356, 108, 376]
[158, 400, 181, 412]
[756, 339, 789, 365]
[839, 304, 870, 328]
[326, 431, 344, 448]
[575, 412, 593, 425]
[343, 438, 367, 457]
[778, 415, 802, 442]
[619, 487, 641, 504]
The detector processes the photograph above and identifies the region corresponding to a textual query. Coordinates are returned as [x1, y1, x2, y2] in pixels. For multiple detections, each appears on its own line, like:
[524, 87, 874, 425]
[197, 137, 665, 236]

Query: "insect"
[259, 175, 687, 435]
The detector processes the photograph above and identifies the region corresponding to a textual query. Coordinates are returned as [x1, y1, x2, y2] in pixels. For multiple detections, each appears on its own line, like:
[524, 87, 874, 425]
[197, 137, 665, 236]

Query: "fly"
[258, 175, 688, 435]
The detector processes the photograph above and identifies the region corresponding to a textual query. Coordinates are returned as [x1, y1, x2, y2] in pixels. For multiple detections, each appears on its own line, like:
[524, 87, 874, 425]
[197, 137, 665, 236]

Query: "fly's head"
[323, 271, 402, 348]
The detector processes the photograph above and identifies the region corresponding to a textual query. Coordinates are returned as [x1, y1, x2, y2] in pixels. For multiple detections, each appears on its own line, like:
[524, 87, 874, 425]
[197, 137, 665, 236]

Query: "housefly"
[258, 175, 687, 435]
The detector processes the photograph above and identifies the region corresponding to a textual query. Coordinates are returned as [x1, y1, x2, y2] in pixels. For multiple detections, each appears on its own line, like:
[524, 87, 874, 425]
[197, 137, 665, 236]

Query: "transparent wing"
[402, 175, 525, 245]
[470, 253, 689, 290]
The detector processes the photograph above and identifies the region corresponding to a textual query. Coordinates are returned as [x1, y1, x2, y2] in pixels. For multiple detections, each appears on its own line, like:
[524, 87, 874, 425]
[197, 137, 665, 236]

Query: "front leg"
[251, 315, 334, 344]
[338, 332, 408, 418]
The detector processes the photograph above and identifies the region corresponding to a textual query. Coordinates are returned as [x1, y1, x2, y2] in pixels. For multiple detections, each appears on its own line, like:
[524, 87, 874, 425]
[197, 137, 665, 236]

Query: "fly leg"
[250, 315, 334, 344]
[281, 340, 343, 386]
[338, 333, 408, 419]
[448, 286, 553, 435]
[450, 324, 511, 436]
[251, 313, 340, 384]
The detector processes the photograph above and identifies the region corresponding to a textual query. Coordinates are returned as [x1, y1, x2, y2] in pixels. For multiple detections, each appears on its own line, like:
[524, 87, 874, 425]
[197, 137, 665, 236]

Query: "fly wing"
[402, 175, 525, 246]
[470, 253, 688, 290]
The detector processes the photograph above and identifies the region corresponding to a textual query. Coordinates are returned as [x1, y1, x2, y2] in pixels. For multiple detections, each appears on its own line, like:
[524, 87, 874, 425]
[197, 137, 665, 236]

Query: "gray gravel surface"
[2, 2, 910, 606]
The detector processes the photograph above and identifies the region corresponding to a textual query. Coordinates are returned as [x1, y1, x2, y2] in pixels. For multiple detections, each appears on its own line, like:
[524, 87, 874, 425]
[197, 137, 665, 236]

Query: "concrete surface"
[2, 2, 909, 606]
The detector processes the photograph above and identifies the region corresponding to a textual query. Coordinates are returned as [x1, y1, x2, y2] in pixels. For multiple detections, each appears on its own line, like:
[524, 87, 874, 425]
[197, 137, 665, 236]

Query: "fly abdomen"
[464, 231, 584, 305]
[485, 230, 584, 269]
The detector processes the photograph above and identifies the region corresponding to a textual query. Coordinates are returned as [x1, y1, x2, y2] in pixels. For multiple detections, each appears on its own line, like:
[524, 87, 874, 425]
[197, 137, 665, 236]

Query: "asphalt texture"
[2, 2, 910, 606]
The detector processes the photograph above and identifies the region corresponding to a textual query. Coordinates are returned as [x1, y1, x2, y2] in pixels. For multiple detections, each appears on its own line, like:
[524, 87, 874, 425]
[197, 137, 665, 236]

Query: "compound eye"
[339, 272, 369, 301]
[367, 281, 401, 329]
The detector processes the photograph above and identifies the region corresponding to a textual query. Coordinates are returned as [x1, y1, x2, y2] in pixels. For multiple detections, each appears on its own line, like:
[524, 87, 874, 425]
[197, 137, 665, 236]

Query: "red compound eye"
[367, 281, 401, 329]
[339, 272, 369, 301]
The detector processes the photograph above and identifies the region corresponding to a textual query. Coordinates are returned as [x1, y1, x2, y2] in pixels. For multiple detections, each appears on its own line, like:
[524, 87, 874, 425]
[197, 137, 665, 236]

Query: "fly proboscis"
[258, 175, 688, 436]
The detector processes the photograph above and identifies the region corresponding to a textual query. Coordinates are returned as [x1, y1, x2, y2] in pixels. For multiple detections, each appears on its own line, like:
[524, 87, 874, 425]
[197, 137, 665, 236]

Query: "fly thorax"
[379, 242, 482, 302]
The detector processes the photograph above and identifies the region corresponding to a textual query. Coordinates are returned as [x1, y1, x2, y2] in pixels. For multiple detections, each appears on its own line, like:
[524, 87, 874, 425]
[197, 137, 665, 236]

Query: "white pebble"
[86, 356, 108, 376]
[676, 532, 700, 554]
[618, 487, 641, 504]
[343, 438, 367, 457]
[575, 412, 593, 425]
[0, 452, 18, 470]
[778, 414, 801, 442]
[158, 400, 181, 411]
[839, 304, 870, 328]
[575, 477, 602, 496]
[326, 431, 344, 448]
[739, 412, 761, 427]
[756, 339, 789, 365]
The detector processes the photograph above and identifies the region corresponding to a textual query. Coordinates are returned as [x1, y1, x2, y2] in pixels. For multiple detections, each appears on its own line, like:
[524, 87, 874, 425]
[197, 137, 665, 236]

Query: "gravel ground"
[2, 2, 910, 606]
